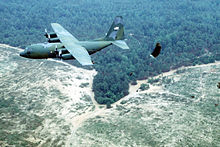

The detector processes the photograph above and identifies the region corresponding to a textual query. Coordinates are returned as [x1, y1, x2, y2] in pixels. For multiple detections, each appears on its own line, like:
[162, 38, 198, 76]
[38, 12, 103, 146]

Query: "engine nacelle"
[44, 32, 57, 38]
[48, 38, 60, 43]
[59, 48, 69, 54]
[61, 53, 74, 60]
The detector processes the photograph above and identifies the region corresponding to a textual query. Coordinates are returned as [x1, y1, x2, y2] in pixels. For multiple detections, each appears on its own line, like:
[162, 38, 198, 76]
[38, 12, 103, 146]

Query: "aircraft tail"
[104, 16, 125, 41]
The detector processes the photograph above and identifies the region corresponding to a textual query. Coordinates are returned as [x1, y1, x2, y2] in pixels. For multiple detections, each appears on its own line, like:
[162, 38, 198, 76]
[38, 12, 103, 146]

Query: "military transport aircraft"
[20, 16, 129, 65]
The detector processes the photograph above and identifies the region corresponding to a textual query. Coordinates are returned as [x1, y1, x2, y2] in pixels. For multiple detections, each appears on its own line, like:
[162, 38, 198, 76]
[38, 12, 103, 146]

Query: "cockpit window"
[26, 47, 32, 54]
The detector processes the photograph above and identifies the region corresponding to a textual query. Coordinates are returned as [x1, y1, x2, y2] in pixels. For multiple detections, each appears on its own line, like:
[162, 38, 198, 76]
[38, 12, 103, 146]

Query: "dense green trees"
[0, 0, 219, 104]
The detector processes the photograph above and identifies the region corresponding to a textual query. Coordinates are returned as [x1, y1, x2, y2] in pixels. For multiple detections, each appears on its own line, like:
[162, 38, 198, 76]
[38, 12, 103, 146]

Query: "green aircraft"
[20, 16, 129, 65]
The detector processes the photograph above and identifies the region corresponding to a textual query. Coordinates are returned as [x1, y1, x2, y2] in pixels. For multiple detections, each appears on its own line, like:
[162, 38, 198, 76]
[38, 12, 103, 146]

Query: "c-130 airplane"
[20, 16, 129, 65]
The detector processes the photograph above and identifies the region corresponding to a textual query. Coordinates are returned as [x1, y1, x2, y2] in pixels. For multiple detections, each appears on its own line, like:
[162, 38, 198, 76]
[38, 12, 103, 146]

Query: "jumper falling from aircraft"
[20, 16, 129, 65]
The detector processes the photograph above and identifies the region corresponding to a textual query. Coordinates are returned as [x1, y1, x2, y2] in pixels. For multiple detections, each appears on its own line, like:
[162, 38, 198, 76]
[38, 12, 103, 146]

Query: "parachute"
[151, 43, 162, 58]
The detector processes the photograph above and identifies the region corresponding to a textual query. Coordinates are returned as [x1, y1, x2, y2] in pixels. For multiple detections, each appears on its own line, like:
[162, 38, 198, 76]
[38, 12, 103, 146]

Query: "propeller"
[55, 45, 58, 55]
[59, 50, 62, 60]
[45, 28, 50, 40]
[55, 45, 62, 59]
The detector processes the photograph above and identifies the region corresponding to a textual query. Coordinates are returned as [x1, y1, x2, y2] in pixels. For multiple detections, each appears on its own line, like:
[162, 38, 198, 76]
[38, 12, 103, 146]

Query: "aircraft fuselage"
[20, 41, 112, 60]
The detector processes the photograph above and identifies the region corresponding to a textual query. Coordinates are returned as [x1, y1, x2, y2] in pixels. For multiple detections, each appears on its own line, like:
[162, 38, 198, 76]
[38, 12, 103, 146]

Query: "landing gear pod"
[151, 43, 162, 58]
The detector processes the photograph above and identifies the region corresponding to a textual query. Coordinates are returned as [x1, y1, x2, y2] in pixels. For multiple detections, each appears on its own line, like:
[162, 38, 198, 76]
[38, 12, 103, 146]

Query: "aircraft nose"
[20, 51, 27, 57]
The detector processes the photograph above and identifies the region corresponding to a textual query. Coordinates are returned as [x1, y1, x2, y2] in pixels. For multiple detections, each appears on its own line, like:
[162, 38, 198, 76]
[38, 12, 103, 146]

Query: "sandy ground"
[0, 44, 23, 51]
[0, 44, 100, 146]
[66, 59, 220, 137]
[129, 61, 220, 93]
[40, 58, 220, 146]
[114, 60, 220, 106]
[1, 44, 109, 146]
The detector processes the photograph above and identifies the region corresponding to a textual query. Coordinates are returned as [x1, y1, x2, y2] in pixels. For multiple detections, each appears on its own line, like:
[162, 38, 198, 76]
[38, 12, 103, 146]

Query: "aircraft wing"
[51, 23, 93, 66]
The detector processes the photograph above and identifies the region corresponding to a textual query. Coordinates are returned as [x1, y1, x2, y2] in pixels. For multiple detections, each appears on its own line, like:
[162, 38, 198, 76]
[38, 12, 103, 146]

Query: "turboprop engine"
[61, 53, 74, 60]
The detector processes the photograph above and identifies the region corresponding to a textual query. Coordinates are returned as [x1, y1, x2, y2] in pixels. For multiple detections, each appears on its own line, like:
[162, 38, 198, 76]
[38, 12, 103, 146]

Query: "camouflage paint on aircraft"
[20, 16, 129, 66]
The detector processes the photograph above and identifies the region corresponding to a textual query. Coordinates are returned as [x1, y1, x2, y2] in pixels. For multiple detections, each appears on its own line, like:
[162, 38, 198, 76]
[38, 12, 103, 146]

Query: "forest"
[0, 0, 220, 104]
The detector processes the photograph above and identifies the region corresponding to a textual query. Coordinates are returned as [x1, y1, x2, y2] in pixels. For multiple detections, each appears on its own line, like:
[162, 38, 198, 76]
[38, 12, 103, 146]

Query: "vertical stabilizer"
[105, 16, 125, 41]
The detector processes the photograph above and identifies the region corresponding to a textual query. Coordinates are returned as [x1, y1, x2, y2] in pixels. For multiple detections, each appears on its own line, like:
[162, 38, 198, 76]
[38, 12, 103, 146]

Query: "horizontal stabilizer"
[111, 40, 129, 49]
